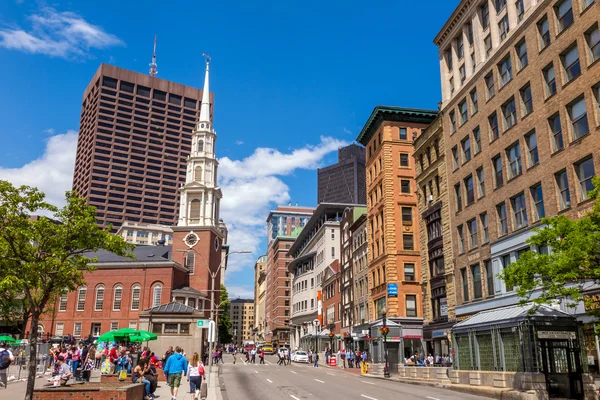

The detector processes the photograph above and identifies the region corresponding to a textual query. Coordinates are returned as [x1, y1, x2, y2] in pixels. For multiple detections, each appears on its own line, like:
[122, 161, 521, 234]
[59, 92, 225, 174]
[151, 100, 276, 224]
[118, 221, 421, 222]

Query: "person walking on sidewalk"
[338, 349, 346, 369]
[313, 352, 319, 368]
[186, 353, 204, 400]
[232, 348, 237, 365]
[250, 348, 256, 364]
[163, 346, 188, 400]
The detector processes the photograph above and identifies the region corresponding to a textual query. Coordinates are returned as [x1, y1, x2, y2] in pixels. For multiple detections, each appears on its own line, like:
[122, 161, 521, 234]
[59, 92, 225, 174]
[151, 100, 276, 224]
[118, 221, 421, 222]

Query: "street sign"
[387, 283, 398, 297]
[197, 319, 210, 328]
[313, 319, 320, 327]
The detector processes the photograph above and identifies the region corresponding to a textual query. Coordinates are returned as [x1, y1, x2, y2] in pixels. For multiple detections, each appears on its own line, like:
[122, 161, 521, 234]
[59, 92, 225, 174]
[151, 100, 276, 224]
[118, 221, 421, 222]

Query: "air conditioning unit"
[427, 195, 434, 203]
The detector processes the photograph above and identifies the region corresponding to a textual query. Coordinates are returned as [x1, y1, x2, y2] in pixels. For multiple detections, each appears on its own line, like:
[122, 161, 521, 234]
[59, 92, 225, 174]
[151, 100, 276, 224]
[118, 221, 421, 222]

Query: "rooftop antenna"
[149, 35, 158, 77]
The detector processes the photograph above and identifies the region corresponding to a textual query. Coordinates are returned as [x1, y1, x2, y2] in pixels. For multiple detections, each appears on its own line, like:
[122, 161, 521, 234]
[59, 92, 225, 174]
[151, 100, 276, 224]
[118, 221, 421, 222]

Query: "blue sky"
[0, 0, 458, 298]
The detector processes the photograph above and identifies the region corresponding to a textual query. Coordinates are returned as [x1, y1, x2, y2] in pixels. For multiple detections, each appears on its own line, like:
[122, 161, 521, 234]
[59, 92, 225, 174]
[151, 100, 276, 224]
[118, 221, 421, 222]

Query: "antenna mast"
[149, 35, 158, 77]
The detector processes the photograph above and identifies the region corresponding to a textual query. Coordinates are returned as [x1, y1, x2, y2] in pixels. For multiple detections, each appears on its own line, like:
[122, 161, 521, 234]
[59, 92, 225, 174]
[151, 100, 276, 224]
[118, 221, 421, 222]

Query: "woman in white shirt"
[186, 352, 204, 400]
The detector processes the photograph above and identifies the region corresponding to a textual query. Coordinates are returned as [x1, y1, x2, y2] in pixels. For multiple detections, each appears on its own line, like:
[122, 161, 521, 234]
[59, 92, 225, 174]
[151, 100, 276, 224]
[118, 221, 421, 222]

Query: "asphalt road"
[219, 354, 493, 400]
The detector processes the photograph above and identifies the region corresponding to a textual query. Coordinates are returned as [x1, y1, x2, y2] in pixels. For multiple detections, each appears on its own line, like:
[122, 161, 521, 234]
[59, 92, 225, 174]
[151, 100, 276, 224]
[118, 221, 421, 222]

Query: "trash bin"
[329, 356, 337, 367]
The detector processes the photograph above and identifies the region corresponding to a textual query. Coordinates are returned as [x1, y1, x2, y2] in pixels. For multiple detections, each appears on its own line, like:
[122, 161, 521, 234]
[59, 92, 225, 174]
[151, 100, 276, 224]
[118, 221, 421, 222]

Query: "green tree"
[218, 284, 233, 344]
[0, 181, 133, 400]
[501, 177, 600, 324]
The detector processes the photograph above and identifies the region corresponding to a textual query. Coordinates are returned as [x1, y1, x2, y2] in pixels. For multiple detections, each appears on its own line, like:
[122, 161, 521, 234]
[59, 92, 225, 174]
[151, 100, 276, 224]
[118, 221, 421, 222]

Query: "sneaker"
[144, 396, 152, 400]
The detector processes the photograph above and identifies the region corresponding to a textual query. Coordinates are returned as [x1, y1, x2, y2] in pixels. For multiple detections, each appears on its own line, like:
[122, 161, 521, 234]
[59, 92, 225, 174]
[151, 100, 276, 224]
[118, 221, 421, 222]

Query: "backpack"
[0, 350, 11, 370]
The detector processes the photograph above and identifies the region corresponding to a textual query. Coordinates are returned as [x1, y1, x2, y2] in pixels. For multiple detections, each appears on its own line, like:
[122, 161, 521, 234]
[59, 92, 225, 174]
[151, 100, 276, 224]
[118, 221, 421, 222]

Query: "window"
[512, 192, 528, 229]
[59, 295, 67, 312]
[485, 72, 495, 99]
[506, 142, 522, 179]
[465, 175, 475, 205]
[481, 2, 490, 28]
[520, 83, 533, 116]
[568, 96, 590, 140]
[575, 157, 596, 201]
[472, 264, 482, 299]
[55, 323, 64, 336]
[152, 284, 162, 307]
[459, 99, 468, 124]
[401, 180, 410, 194]
[331, 247, 335, 257]
[562, 44, 581, 83]
[476, 167, 486, 198]
[555, 0, 574, 33]
[74, 323, 82, 337]
[543, 63, 557, 97]
[470, 89, 478, 114]
[77, 286, 86, 311]
[502, 254, 513, 291]
[525, 130, 539, 167]
[473, 126, 481, 154]
[489, 112, 499, 141]
[538, 16, 551, 49]
[485, 260, 494, 296]
[455, 183, 463, 211]
[113, 285, 123, 311]
[498, 15, 510, 42]
[400, 153, 409, 167]
[404, 263, 415, 281]
[111, 322, 119, 331]
[131, 284, 141, 310]
[401, 207, 412, 224]
[516, 0, 525, 20]
[450, 77, 455, 95]
[458, 225, 465, 254]
[468, 218, 478, 249]
[549, 113, 564, 151]
[530, 183, 545, 221]
[493, 154, 504, 187]
[471, 52, 476, 73]
[498, 55, 512, 86]
[516, 39, 528, 69]
[95, 285, 104, 311]
[450, 111, 457, 133]
[399, 127, 407, 140]
[594, 83, 600, 122]
[497, 202, 508, 236]
[495, 0, 507, 12]
[406, 295, 417, 317]
[556, 169, 571, 209]
[452, 146, 459, 170]
[459, 64, 466, 83]
[403, 234, 414, 251]
[586, 25, 600, 64]
[185, 252, 195, 274]
[461, 136, 471, 163]
[457, 35, 464, 59]
[484, 35, 493, 57]
[461, 268, 469, 302]
[502, 97, 517, 130]
[481, 213, 490, 243]
[582, 0, 595, 9]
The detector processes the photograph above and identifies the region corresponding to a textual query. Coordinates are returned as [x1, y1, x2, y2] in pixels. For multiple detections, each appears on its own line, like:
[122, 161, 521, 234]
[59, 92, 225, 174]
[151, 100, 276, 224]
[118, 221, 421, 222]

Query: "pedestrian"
[82, 346, 95, 382]
[0, 342, 15, 389]
[186, 352, 204, 400]
[163, 346, 188, 400]
[219, 349, 224, 364]
[132, 357, 153, 400]
[259, 348, 265, 364]
[339, 349, 346, 369]
[250, 348, 256, 364]
[308, 350, 313, 364]
[232, 348, 237, 365]
[313, 352, 319, 368]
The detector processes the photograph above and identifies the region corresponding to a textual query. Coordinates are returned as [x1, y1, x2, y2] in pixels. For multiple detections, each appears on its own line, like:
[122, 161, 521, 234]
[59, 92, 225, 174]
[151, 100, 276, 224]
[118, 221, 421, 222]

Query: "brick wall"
[33, 382, 144, 400]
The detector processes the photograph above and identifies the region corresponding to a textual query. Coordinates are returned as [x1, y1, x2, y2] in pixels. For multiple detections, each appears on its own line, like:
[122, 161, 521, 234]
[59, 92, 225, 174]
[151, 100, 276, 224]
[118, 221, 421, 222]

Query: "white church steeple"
[178, 55, 222, 228]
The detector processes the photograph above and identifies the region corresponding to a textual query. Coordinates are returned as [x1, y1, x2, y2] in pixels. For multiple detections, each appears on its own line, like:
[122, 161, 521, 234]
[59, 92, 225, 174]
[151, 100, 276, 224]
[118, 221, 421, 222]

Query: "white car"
[292, 351, 309, 363]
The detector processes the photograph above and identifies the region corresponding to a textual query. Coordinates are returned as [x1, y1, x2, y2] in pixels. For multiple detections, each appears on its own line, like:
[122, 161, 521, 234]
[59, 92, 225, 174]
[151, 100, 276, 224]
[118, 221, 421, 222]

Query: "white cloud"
[218, 136, 348, 275]
[225, 285, 255, 300]
[0, 130, 77, 207]
[43, 128, 55, 135]
[0, 8, 124, 58]
[234, 140, 244, 145]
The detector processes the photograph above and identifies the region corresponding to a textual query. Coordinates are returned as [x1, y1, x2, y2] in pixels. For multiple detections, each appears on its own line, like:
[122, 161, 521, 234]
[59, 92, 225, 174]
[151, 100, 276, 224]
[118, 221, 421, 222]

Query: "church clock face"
[184, 232, 199, 248]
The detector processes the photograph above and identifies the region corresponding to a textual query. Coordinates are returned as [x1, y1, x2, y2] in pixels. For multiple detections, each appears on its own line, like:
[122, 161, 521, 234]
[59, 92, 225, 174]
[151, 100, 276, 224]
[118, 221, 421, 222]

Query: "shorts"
[168, 372, 182, 388]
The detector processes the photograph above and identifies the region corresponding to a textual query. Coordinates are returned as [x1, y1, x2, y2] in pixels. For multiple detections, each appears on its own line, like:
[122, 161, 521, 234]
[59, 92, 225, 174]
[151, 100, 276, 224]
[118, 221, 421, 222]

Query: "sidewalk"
[153, 372, 222, 400]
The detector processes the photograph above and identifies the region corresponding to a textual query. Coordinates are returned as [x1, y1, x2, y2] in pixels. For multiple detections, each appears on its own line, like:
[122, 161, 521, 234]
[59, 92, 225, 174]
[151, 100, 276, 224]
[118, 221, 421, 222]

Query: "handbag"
[118, 369, 127, 381]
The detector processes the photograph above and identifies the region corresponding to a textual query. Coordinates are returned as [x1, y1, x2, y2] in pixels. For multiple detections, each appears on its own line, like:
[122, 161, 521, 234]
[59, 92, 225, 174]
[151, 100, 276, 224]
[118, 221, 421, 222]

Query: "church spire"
[199, 54, 211, 125]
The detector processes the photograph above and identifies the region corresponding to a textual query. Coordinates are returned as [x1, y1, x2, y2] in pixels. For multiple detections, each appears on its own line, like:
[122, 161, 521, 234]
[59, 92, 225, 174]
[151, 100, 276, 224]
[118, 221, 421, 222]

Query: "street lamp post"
[380, 308, 390, 378]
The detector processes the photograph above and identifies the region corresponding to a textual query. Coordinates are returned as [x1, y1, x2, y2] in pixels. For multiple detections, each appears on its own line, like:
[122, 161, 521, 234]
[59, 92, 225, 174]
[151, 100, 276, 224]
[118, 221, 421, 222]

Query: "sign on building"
[387, 283, 398, 297]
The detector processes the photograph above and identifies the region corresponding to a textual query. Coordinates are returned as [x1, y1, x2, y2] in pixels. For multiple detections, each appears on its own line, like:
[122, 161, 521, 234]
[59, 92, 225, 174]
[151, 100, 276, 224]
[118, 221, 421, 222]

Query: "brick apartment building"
[321, 260, 342, 351]
[73, 64, 210, 231]
[349, 210, 370, 350]
[356, 106, 437, 359]
[435, 0, 600, 335]
[414, 116, 456, 357]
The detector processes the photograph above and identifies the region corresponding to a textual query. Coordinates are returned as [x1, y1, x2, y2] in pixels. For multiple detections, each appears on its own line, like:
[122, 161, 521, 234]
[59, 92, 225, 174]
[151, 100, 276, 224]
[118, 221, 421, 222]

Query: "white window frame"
[131, 284, 141, 311]
[74, 323, 82, 337]
[568, 96, 590, 140]
[152, 284, 163, 307]
[76, 286, 87, 312]
[95, 285, 104, 311]
[113, 285, 123, 311]
[575, 157, 595, 201]
[59, 295, 68, 312]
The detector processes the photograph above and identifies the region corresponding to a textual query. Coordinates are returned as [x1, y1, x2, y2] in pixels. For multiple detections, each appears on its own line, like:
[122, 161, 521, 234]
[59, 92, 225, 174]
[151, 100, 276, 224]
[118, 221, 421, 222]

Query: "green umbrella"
[0, 336, 16, 343]
[134, 330, 157, 342]
[97, 331, 128, 343]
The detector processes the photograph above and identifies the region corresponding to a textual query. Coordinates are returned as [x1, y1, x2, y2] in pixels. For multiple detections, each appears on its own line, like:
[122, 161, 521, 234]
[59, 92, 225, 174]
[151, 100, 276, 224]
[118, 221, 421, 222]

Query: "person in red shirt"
[109, 346, 119, 374]
[259, 348, 265, 364]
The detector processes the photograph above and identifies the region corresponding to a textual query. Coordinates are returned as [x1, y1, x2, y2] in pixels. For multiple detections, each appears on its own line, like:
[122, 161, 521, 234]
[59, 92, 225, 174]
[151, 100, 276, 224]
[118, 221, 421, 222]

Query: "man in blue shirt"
[163, 347, 188, 400]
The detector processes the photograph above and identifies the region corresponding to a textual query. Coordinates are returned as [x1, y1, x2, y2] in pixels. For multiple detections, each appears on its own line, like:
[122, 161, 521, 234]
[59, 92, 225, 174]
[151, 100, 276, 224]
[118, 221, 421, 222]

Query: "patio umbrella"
[97, 331, 128, 343]
[129, 330, 157, 342]
[0, 336, 16, 343]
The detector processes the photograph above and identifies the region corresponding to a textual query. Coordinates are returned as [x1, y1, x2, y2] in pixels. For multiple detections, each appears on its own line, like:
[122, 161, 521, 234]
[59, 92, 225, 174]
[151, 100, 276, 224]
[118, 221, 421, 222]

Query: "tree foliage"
[0, 181, 134, 400]
[218, 284, 233, 344]
[501, 177, 600, 323]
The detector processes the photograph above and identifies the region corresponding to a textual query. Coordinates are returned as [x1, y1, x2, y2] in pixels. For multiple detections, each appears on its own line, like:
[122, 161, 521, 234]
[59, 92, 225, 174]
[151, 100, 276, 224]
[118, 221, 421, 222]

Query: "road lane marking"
[266, 360, 272, 365]
[314, 379, 325, 383]
[327, 372, 335, 376]
[361, 396, 378, 400]
[267, 378, 273, 383]
[254, 370, 258, 374]
[291, 371, 297, 374]
[360, 380, 375, 385]
[426, 397, 441, 400]
[290, 396, 301, 400]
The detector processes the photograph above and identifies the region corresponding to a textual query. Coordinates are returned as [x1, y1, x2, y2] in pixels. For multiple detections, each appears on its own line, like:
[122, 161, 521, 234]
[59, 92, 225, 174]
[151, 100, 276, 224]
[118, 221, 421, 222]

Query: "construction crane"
[149, 35, 158, 77]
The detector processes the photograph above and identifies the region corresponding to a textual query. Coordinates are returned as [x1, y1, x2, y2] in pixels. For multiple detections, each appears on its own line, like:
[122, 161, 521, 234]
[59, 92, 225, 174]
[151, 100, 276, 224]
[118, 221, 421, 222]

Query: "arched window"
[76, 286, 87, 312]
[198, 139, 204, 152]
[194, 166, 203, 182]
[95, 285, 105, 311]
[131, 284, 141, 311]
[152, 284, 162, 307]
[185, 252, 195, 274]
[113, 285, 123, 311]
[190, 199, 201, 223]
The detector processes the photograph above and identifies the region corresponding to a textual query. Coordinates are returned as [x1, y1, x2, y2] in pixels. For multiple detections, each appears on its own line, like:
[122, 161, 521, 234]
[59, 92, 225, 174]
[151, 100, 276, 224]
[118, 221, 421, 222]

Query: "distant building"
[349, 210, 369, 349]
[321, 260, 341, 351]
[317, 144, 366, 204]
[253, 255, 268, 339]
[229, 299, 254, 344]
[116, 221, 173, 245]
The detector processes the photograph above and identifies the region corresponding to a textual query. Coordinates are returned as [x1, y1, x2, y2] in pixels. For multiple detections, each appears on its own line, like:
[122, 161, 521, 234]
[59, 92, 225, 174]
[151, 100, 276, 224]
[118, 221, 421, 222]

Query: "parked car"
[262, 344, 274, 354]
[292, 350, 309, 363]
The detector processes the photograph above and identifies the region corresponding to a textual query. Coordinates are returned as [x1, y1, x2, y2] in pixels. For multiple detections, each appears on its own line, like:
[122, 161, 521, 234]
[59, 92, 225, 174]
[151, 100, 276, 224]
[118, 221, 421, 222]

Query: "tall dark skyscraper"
[73, 64, 211, 231]
[317, 144, 366, 204]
